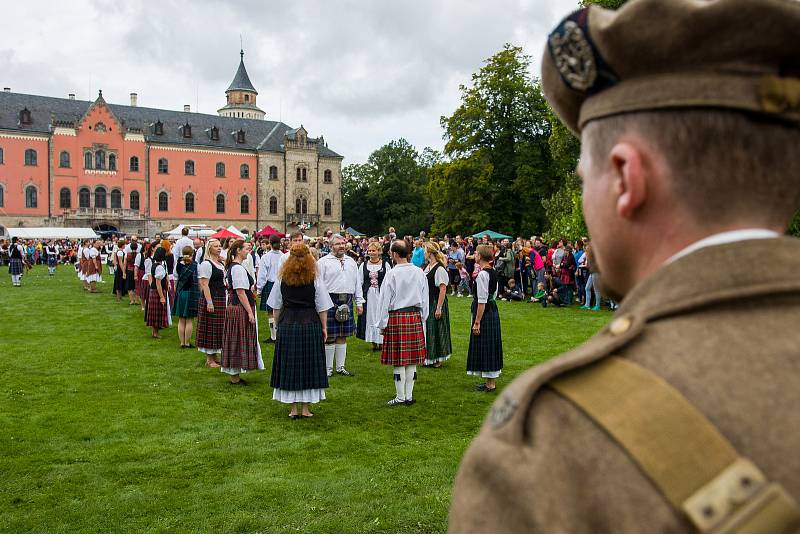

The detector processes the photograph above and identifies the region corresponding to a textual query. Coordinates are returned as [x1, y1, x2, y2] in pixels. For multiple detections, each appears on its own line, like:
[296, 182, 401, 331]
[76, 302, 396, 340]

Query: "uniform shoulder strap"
[548, 356, 800, 533]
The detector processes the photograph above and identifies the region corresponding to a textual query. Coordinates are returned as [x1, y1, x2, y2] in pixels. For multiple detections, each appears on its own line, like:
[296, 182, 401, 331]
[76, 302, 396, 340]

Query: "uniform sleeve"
[231, 264, 250, 290]
[266, 280, 283, 310]
[435, 266, 449, 287]
[256, 253, 269, 292]
[419, 270, 430, 323]
[154, 265, 167, 280]
[197, 261, 212, 279]
[375, 270, 394, 330]
[314, 277, 334, 312]
[354, 259, 365, 305]
[135, 253, 141, 266]
[477, 271, 489, 304]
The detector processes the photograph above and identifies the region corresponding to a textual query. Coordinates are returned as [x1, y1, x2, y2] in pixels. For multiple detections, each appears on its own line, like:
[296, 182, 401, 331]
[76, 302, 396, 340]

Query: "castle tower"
[217, 50, 265, 120]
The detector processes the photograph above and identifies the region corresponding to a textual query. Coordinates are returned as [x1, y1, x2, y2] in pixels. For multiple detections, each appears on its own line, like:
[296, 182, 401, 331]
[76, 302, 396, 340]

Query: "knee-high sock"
[334, 343, 347, 370]
[268, 318, 276, 340]
[12, 275, 20, 285]
[325, 344, 335, 373]
[393, 366, 406, 401]
[404, 365, 417, 400]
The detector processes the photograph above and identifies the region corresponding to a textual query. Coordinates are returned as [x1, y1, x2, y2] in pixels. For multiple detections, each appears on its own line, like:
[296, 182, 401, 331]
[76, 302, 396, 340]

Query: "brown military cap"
[541, 0, 800, 133]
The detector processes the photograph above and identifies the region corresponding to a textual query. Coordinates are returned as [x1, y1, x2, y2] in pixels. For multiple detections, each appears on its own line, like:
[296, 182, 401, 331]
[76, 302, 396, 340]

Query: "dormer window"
[182, 122, 192, 138]
[244, 94, 250, 102]
[236, 129, 245, 144]
[19, 108, 32, 125]
[210, 126, 219, 141]
[154, 120, 163, 136]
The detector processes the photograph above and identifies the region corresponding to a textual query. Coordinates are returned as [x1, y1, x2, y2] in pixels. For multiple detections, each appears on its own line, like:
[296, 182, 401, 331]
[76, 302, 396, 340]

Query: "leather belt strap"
[549, 357, 800, 533]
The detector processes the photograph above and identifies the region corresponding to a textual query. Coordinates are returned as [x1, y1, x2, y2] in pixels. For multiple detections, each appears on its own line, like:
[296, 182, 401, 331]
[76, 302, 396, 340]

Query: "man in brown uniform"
[449, 0, 800, 532]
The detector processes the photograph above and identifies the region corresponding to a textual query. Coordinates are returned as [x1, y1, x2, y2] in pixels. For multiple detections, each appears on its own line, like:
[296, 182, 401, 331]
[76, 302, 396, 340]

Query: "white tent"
[164, 224, 215, 238]
[8, 227, 99, 240]
[226, 225, 245, 237]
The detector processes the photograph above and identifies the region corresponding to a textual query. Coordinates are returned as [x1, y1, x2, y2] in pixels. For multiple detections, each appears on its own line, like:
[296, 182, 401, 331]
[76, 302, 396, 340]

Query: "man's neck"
[395, 258, 409, 265]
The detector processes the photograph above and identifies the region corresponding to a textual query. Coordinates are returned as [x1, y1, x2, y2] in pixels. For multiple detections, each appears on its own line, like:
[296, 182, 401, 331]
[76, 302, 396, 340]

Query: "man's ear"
[608, 142, 648, 219]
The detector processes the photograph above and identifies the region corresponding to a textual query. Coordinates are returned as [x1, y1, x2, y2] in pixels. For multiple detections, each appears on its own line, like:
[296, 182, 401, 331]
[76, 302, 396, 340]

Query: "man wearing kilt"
[267, 243, 334, 418]
[8, 237, 25, 287]
[197, 238, 225, 368]
[375, 239, 429, 406]
[45, 241, 59, 276]
[317, 234, 364, 377]
[423, 242, 453, 368]
[256, 234, 285, 343]
[466, 244, 503, 393]
[221, 240, 263, 385]
[146, 247, 172, 338]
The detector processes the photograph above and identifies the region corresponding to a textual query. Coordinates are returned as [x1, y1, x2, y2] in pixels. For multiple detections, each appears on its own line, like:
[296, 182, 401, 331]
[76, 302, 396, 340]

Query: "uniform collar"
[666, 228, 780, 264]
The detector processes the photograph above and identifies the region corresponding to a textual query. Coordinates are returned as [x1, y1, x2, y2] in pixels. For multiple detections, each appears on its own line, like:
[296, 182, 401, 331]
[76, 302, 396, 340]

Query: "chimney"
[68, 93, 75, 100]
[3, 87, 10, 92]
[130, 93, 138, 107]
[184, 104, 191, 112]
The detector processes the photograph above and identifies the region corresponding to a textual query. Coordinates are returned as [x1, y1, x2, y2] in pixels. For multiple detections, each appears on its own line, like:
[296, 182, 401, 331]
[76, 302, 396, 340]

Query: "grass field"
[0, 265, 611, 533]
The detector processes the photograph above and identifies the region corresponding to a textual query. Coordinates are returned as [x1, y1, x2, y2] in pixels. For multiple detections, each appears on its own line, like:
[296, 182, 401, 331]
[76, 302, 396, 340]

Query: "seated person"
[500, 279, 525, 301]
[530, 282, 547, 303]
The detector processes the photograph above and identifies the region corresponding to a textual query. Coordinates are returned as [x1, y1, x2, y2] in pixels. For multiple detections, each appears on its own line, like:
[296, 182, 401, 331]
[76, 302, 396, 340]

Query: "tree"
[433, 44, 554, 236]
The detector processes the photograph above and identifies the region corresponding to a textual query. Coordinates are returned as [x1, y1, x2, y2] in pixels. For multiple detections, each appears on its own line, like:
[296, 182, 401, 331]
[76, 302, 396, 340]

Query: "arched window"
[215, 162, 225, 177]
[295, 197, 308, 214]
[24, 149, 37, 166]
[0, 147, 4, 164]
[129, 190, 140, 210]
[20, 108, 32, 124]
[0, 186, 4, 207]
[108, 154, 116, 171]
[236, 129, 245, 143]
[95, 187, 107, 208]
[216, 194, 225, 214]
[25, 186, 37, 208]
[59, 188, 71, 209]
[79, 187, 91, 208]
[95, 150, 105, 170]
[184, 160, 195, 175]
[240, 195, 249, 214]
[185, 192, 195, 213]
[302, 168, 307, 182]
[324, 169, 332, 183]
[158, 158, 168, 174]
[84, 152, 93, 169]
[240, 164, 249, 178]
[158, 192, 168, 211]
[324, 198, 332, 216]
[59, 151, 70, 168]
[269, 165, 278, 180]
[130, 156, 139, 172]
[296, 168, 301, 181]
[110, 189, 122, 209]
[154, 120, 163, 136]
[269, 196, 278, 215]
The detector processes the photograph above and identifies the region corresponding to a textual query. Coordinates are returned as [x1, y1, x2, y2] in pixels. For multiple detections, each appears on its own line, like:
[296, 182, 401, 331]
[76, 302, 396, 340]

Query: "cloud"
[1, 0, 578, 163]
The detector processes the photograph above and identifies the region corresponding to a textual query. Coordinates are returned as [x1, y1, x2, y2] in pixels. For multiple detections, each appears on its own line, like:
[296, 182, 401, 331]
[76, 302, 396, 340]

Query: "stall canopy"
[8, 227, 99, 240]
[226, 225, 245, 237]
[345, 227, 366, 237]
[254, 225, 285, 238]
[164, 224, 215, 238]
[471, 229, 512, 240]
[210, 228, 241, 239]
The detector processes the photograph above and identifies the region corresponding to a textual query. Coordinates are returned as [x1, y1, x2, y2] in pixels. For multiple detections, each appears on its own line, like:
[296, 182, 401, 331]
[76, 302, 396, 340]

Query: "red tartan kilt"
[197, 294, 226, 351]
[146, 290, 170, 329]
[381, 310, 427, 366]
[221, 304, 260, 370]
[137, 272, 148, 300]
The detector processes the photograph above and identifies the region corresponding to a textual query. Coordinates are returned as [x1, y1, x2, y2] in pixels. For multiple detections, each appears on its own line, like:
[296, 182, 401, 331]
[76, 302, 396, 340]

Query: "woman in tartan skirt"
[125, 242, 140, 306]
[267, 243, 333, 418]
[375, 240, 430, 406]
[112, 239, 128, 301]
[146, 247, 172, 339]
[220, 239, 263, 385]
[423, 242, 452, 368]
[137, 242, 152, 312]
[174, 245, 200, 349]
[356, 241, 391, 351]
[467, 244, 503, 393]
[197, 238, 225, 368]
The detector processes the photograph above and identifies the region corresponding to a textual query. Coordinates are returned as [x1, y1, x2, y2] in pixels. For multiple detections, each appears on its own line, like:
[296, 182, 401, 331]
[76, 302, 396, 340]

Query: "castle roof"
[0, 91, 341, 158]
[226, 50, 258, 94]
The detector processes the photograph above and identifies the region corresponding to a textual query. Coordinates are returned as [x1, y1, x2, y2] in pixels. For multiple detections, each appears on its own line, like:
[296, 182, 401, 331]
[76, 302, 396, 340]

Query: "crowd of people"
[2, 226, 608, 416]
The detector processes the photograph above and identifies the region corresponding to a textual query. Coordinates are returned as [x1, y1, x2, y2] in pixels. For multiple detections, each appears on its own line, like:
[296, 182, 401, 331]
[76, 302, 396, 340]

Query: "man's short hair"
[390, 239, 409, 258]
[289, 231, 304, 240]
[330, 233, 345, 244]
[585, 109, 800, 228]
[269, 234, 281, 247]
[181, 227, 189, 236]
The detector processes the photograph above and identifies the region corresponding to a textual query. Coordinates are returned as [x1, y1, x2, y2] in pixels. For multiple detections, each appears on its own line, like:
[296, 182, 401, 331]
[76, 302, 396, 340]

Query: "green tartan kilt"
[466, 300, 503, 373]
[270, 320, 329, 391]
[425, 298, 452, 362]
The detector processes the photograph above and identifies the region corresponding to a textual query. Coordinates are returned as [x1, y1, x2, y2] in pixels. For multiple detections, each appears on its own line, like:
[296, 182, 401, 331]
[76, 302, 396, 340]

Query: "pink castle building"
[0, 51, 343, 237]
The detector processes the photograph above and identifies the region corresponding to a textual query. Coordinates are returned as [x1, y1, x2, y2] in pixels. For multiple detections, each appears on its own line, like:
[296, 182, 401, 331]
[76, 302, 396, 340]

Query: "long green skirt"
[425, 298, 452, 364]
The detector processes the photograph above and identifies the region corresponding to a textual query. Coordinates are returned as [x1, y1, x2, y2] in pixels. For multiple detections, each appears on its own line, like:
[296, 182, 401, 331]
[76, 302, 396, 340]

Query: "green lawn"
[0, 266, 611, 533]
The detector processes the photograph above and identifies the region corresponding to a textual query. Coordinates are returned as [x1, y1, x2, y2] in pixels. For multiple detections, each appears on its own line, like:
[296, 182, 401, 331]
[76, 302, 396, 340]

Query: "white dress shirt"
[317, 253, 364, 304]
[375, 262, 429, 330]
[172, 236, 194, 274]
[256, 249, 285, 293]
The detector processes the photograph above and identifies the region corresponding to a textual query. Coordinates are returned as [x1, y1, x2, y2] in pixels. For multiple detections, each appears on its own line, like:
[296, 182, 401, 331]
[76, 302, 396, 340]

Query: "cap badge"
[549, 20, 597, 92]
[489, 393, 519, 429]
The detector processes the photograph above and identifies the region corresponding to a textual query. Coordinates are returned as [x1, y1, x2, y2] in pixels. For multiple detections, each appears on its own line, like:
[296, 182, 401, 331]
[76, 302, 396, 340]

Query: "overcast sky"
[1, 0, 578, 164]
